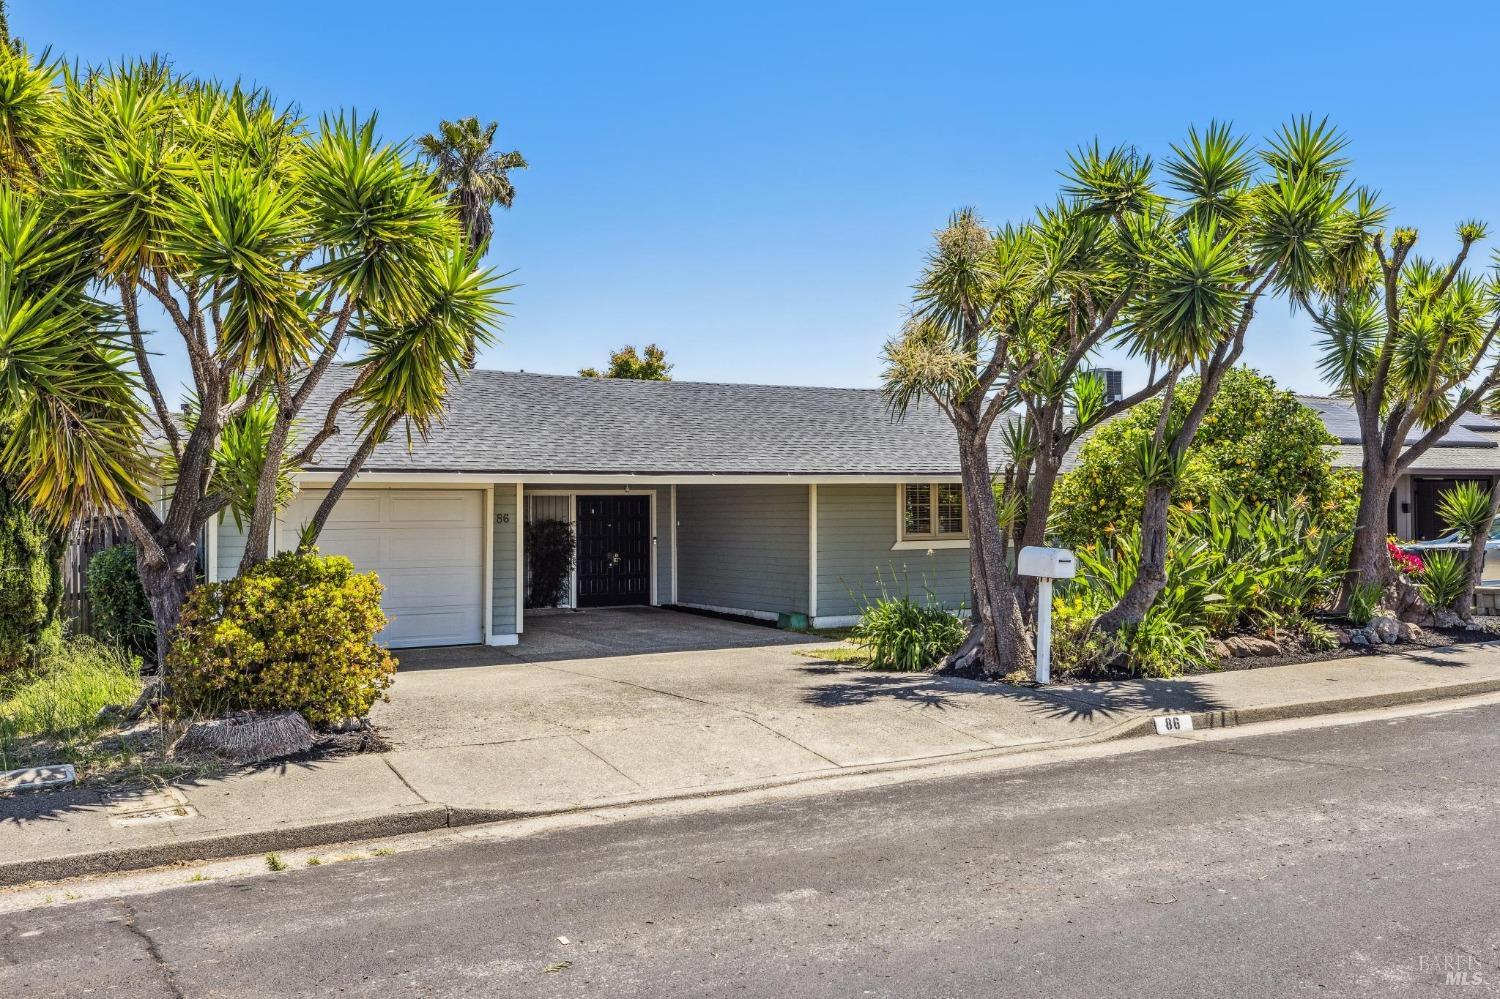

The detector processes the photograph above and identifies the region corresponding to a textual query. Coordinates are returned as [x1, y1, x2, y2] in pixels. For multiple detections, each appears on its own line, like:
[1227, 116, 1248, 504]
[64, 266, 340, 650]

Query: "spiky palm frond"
[304, 114, 455, 325]
[1163, 121, 1254, 227]
[880, 315, 979, 415]
[1062, 141, 1156, 219]
[912, 208, 998, 338]
[353, 241, 510, 442]
[0, 187, 145, 525]
[1129, 219, 1246, 364]
[0, 43, 57, 184]
[1313, 293, 1382, 391]
[170, 160, 313, 374]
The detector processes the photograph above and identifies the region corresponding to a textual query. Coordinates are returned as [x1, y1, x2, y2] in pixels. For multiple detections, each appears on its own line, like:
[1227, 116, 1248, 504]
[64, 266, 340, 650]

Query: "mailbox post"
[1016, 546, 1076, 684]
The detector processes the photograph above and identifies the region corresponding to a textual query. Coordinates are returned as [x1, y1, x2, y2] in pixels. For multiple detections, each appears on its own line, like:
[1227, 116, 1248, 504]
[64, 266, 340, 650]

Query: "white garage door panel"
[277, 489, 484, 649]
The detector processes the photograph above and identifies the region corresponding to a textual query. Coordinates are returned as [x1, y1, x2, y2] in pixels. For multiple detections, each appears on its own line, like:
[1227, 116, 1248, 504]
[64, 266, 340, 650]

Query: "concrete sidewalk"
[5, 636, 1500, 886]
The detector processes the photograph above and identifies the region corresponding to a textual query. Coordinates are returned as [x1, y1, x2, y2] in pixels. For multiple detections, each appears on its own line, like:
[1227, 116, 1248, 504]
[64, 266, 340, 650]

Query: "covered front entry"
[575, 495, 652, 607]
[1410, 476, 1491, 540]
[277, 488, 485, 648]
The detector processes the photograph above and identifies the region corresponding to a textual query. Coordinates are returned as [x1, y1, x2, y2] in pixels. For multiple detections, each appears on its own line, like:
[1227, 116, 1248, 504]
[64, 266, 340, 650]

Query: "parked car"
[1400, 528, 1500, 584]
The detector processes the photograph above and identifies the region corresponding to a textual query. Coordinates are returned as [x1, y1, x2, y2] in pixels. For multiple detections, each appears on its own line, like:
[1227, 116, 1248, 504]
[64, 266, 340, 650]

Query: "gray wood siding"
[492, 485, 519, 635]
[675, 485, 808, 615]
[815, 485, 970, 619]
[215, 514, 246, 582]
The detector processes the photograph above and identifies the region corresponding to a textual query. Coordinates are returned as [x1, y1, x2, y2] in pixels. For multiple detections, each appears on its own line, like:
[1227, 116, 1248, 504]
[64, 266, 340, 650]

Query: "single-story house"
[200, 373, 1500, 650]
[1296, 396, 1500, 541]
[207, 370, 973, 648]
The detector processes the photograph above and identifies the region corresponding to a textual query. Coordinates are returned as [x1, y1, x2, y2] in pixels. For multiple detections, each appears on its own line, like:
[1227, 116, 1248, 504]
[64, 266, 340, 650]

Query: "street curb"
[0, 805, 453, 887]
[6, 673, 1500, 888]
[1180, 675, 1500, 731]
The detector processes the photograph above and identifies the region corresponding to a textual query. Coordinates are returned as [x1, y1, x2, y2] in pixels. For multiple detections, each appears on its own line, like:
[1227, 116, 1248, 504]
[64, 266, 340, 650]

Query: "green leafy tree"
[1310, 216, 1500, 602]
[0, 50, 510, 667]
[0, 481, 62, 672]
[1052, 368, 1360, 549]
[579, 343, 674, 380]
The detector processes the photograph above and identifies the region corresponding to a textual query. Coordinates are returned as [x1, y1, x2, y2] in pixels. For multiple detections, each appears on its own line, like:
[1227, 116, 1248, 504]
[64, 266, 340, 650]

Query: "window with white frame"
[900, 483, 967, 541]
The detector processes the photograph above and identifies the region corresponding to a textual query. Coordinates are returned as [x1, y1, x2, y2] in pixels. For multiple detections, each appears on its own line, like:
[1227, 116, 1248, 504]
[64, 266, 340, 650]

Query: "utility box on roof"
[1017, 546, 1076, 580]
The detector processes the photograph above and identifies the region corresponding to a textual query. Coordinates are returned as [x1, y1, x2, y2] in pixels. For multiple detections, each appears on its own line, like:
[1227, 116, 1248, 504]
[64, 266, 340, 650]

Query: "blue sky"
[18, 1, 1500, 399]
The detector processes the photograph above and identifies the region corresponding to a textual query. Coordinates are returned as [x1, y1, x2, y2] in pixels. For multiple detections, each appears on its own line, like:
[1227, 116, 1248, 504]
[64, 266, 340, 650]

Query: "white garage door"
[277, 488, 484, 648]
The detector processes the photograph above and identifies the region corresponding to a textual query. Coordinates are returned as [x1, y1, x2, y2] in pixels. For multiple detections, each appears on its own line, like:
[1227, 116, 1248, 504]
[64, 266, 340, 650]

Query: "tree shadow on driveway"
[794, 662, 1229, 725]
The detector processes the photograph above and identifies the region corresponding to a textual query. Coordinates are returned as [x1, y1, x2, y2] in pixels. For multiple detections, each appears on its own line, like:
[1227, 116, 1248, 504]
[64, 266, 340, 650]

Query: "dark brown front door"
[575, 495, 651, 607]
[1412, 477, 1490, 540]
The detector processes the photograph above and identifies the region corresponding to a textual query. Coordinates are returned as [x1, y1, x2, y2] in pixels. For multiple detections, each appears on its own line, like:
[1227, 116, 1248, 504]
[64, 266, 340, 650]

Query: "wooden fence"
[60, 515, 128, 636]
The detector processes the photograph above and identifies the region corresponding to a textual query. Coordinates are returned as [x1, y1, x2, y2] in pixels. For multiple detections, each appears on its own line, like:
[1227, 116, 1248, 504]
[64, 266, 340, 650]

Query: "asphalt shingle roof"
[301, 367, 961, 477]
[1295, 395, 1500, 448]
[293, 369, 1500, 478]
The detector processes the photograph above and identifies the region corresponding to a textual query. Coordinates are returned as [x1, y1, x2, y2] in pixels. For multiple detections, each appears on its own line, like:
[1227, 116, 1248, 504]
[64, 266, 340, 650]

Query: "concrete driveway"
[375, 608, 1127, 814]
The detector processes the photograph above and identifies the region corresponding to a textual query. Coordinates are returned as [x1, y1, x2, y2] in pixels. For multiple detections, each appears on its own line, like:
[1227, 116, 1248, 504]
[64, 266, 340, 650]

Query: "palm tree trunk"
[1345, 461, 1397, 604]
[1094, 483, 1172, 635]
[136, 538, 198, 673]
[297, 417, 395, 553]
[944, 421, 1033, 678]
[1458, 477, 1500, 620]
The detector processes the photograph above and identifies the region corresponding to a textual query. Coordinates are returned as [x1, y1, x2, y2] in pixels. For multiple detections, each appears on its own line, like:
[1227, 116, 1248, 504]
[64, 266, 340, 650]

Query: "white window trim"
[894, 483, 969, 550]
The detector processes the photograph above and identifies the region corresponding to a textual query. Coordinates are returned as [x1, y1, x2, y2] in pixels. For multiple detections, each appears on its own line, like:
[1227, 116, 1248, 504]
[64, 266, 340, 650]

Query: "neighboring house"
[209, 370, 972, 648]
[1297, 397, 1500, 542]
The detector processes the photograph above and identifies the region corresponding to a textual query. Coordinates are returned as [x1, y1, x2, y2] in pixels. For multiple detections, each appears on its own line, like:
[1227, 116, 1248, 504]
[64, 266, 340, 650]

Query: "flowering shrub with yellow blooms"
[166, 551, 397, 727]
[1051, 367, 1359, 551]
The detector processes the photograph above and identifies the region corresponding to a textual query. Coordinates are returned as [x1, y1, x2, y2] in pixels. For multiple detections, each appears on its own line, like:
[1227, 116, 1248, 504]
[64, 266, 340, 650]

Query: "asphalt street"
[4, 702, 1498, 997]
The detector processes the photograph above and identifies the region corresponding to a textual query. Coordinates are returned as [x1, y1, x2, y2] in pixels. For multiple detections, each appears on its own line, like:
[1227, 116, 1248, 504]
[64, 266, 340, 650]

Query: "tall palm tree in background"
[418, 117, 525, 366]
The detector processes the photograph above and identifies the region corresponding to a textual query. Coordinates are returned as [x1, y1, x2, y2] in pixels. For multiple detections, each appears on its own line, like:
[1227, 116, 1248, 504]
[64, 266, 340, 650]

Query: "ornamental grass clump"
[166, 551, 396, 728]
[852, 594, 967, 672]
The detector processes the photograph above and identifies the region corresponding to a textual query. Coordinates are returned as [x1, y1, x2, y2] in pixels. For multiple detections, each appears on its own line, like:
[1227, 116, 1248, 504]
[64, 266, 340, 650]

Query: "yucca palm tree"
[0, 50, 510, 667]
[881, 200, 1151, 676]
[884, 119, 1365, 676]
[1069, 119, 1364, 634]
[1310, 215, 1500, 602]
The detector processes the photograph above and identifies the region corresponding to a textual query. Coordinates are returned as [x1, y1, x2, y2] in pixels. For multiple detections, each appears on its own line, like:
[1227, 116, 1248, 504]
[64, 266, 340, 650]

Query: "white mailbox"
[1016, 546, 1075, 685]
[1017, 546, 1076, 580]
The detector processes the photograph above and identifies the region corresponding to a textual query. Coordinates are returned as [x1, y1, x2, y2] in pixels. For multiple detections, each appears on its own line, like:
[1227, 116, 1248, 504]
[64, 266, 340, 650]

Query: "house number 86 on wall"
[496, 513, 512, 524]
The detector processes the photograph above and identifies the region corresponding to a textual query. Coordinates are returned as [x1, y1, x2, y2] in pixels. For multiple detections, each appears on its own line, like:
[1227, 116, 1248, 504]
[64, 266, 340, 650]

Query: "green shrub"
[852, 594, 967, 672]
[1418, 550, 1467, 612]
[0, 638, 142, 767]
[1120, 610, 1215, 679]
[1056, 492, 1347, 677]
[1052, 367, 1359, 551]
[1347, 581, 1382, 627]
[0, 487, 64, 674]
[525, 518, 575, 609]
[86, 543, 155, 660]
[166, 551, 397, 727]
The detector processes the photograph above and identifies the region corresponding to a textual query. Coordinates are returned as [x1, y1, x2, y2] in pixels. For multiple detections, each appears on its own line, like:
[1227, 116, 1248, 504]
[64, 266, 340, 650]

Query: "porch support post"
[808, 484, 819, 622]
[515, 482, 525, 636]
[482, 486, 494, 642]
